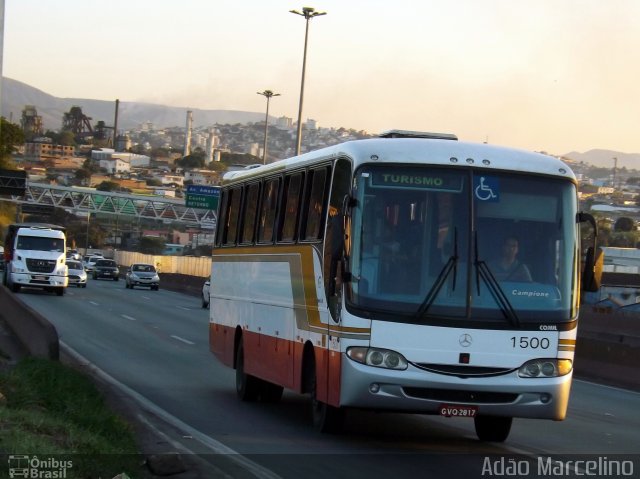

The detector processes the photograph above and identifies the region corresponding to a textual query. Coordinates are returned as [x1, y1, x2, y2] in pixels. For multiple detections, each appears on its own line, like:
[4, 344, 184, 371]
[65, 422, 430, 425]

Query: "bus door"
[322, 158, 352, 406]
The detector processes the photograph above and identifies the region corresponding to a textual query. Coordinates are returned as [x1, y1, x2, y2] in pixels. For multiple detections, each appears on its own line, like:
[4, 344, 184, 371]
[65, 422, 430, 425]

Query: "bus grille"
[26, 258, 56, 273]
[403, 387, 519, 404]
[413, 363, 515, 377]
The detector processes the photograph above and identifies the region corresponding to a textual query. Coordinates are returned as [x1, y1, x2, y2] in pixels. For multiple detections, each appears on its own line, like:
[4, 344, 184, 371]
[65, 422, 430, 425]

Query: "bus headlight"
[518, 359, 572, 378]
[346, 347, 408, 370]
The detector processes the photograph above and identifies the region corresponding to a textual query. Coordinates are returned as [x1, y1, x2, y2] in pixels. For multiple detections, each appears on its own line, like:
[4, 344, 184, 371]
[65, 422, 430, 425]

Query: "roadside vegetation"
[0, 357, 146, 478]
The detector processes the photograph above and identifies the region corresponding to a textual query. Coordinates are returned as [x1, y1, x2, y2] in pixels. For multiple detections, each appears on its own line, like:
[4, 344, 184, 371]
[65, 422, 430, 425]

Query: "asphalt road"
[15, 279, 640, 478]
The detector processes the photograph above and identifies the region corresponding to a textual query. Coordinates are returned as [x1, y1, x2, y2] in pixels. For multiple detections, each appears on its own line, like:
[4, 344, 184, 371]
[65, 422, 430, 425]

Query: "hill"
[0, 77, 266, 131]
[563, 149, 640, 170]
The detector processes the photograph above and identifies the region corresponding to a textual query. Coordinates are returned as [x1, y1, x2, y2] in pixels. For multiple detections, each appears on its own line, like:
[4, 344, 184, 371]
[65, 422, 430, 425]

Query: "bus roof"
[221, 138, 575, 186]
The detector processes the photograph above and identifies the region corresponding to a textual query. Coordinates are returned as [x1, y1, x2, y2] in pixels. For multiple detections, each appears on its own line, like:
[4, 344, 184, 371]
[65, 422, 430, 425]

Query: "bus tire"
[474, 415, 512, 442]
[235, 341, 260, 402]
[260, 381, 284, 403]
[309, 359, 344, 433]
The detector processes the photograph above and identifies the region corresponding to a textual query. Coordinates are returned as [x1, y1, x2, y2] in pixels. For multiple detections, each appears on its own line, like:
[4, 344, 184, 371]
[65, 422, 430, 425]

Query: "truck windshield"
[347, 165, 578, 326]
[17, 235, 64, 252]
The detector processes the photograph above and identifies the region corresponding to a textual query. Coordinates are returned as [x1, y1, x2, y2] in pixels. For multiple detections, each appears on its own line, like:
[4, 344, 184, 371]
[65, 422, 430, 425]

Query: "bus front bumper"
[339, 354, 572, 420]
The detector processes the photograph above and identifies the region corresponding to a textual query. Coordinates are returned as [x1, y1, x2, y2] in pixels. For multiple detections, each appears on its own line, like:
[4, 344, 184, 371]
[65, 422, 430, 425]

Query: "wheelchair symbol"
[475, 177, 497, 201]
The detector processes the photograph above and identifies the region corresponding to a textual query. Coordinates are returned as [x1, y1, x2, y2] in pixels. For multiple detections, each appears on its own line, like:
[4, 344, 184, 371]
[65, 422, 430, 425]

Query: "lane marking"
[89, 301, 99, 306]
[177, 306, 191, 311]
[574, 378, 640, 396]
[122, 314, 137, 321]
[60, 342, 281, 479]
[171, 335, 195, 345]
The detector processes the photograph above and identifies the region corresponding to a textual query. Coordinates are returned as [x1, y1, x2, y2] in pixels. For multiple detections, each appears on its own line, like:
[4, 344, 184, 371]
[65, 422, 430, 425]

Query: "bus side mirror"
[578, 211, 602, 292]
[582, 246, 603, 292]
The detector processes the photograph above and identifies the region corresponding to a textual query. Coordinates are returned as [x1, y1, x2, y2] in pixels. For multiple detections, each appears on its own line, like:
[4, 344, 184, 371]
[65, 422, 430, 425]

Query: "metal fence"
[115, 251, 211, 278]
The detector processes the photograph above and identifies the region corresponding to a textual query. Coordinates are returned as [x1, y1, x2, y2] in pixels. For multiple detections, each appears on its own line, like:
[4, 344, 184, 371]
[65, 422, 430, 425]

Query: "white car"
[202, 277, 210, 308]
[66, 260, 87, 288]
[82, 255, 102, 274]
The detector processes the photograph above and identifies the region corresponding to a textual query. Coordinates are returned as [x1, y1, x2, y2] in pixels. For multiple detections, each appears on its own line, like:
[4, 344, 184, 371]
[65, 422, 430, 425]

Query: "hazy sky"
[3, 0, 640, 155]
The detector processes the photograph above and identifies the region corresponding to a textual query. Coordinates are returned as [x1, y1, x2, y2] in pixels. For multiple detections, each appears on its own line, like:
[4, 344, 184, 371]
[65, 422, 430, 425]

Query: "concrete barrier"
[0, 285, 59, 360]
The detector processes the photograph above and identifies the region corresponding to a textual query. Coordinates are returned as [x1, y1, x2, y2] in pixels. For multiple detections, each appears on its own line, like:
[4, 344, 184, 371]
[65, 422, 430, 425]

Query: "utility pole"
[257, 90, 280, 164]
[290, 6, 326, 156]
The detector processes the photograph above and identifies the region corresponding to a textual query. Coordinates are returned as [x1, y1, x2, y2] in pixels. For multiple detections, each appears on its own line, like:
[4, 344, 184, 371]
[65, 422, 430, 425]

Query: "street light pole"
[257, 90, 280, 164]
[290, 6, 326, 156]
[85, 212, 91, 252]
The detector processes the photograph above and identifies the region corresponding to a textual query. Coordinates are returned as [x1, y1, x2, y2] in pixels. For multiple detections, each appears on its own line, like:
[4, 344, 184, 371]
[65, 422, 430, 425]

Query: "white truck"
[3, 223, 69, 296]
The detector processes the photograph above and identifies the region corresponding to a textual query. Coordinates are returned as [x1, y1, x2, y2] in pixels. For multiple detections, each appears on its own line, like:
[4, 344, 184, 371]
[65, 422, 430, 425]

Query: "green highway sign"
[185, 193, 218, 210]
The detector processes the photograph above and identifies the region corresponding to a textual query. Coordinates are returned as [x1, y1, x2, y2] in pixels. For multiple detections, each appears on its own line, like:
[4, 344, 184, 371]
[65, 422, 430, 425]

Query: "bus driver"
[489, 236, 532, 282]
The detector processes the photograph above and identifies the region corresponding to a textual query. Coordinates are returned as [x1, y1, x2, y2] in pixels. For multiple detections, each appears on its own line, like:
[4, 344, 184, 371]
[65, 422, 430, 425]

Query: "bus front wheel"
[235, 341, 260, 402]
[474, 415, 512, 442]
[309, 360, 344, 433]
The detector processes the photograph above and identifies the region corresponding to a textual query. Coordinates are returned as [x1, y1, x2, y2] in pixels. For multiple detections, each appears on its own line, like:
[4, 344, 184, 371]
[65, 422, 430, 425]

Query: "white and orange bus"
[208, 130, 602, 441]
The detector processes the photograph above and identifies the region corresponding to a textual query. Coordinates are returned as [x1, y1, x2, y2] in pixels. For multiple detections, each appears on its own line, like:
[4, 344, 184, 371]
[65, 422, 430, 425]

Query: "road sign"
[185, 194, 218, 210]
[186, 185, 220, 197]
[185, 185, 219, 210]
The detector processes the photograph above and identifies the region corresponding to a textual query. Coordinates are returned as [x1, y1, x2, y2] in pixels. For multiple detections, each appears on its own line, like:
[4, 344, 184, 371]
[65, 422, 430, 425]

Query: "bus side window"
[301, 167, 329, 241]
[258, 178, 281, 244]
[223, 187, 242, 246]
[279, 172, 304, 242]
[240, 182, 260, 245]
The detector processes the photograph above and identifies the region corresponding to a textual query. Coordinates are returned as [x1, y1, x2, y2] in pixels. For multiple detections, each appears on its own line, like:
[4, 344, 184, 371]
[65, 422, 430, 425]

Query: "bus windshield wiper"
[414, 228, 458, 319]
[473, 233, 520, 328]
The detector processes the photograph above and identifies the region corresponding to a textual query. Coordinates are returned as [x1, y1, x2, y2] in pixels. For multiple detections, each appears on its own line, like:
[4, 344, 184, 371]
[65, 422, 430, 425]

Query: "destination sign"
[370, 170, 464, 192]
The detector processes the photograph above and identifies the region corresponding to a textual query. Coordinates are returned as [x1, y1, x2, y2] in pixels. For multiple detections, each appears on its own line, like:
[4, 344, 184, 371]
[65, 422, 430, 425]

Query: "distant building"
[91, 148, 150, 167]
[184, 169, 219, 186]
[100, 157, 130, 174]
[276, 116, 293, 129]
[24, 141, 76, 162]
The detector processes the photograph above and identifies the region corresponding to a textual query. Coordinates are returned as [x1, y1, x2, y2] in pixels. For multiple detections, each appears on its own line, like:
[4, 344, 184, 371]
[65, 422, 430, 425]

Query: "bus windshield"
[348, 165, 578, 326]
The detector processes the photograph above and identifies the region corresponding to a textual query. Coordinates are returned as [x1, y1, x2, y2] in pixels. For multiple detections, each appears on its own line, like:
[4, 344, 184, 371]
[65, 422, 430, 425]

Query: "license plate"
[439, 404, 478, 417]
[33, 275, 47, 281]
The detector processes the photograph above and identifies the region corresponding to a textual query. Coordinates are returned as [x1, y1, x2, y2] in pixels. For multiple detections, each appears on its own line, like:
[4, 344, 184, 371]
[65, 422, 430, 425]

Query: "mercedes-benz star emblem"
[459, 333, 472, 348]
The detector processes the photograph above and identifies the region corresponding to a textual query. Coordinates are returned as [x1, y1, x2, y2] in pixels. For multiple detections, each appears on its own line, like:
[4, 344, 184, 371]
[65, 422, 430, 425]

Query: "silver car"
[66, 260, 87, 288]
[125, 263, 160, 290]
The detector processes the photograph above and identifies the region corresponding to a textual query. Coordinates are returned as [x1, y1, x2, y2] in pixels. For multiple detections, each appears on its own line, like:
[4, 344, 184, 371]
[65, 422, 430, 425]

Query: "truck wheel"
[11, 283, 20, 293]
[55, 288, 65, 296]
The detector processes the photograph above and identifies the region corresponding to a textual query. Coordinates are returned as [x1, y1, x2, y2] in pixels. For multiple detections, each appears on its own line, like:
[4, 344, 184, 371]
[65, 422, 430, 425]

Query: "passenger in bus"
[489, 236, 532, 282]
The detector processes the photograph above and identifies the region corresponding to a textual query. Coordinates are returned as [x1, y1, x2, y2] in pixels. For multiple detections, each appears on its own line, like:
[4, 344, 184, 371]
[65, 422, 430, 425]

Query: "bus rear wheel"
[235, 341, 260, 402]
[474, 415, 512, 442]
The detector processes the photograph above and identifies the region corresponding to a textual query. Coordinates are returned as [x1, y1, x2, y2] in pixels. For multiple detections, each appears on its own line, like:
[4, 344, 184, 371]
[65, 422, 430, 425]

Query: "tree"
[58, 130, 76, 146]
[177, 152, 205, 169]
[139, 236, 166, 255]
[96, 181, 121, 192]
[0, 117, 25, 167]
[82, 158, 99, 173]
[614, 216, 636, 232]
[146, 178, 162, 187]
[75, 168, 92, 185]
